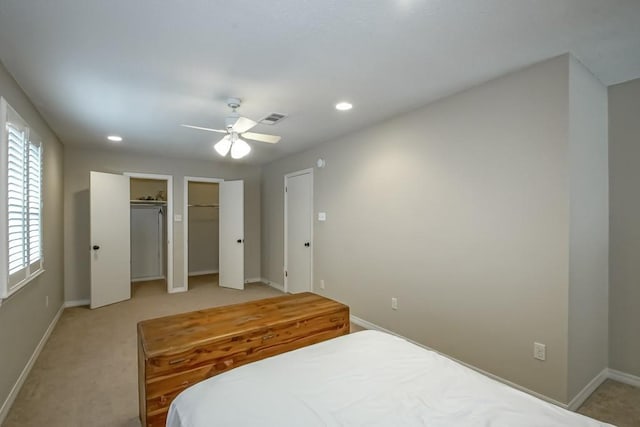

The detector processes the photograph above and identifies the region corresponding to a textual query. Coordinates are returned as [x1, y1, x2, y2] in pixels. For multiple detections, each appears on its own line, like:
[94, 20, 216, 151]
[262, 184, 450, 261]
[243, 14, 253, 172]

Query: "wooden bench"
[137, 292, 350, 427]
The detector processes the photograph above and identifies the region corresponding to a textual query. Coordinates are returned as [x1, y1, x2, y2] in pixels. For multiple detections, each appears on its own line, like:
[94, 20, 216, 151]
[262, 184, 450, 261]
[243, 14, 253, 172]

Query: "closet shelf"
[131, 200, 167, 205]
[188, 204, 219, 208]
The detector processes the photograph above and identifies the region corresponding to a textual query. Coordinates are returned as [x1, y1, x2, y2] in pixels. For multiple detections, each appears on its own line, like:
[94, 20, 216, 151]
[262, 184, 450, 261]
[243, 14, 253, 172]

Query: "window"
[1, 97, 43, 299]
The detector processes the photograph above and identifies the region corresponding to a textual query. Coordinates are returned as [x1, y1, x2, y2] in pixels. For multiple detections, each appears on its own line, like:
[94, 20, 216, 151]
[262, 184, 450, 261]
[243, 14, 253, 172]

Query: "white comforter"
[167, 330, 611, 427]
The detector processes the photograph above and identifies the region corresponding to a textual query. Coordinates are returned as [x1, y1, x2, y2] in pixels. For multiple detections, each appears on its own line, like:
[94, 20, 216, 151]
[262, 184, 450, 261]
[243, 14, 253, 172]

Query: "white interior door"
[219, 180, 244, 289]
[285, 171, 312, 293]
[90, 171, 131, 308]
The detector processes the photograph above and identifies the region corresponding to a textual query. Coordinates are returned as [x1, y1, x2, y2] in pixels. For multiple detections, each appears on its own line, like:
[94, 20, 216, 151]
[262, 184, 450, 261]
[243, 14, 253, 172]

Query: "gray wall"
[567, 57, 609, 398]
[0, 62, 64, 414]
[263, 55, 574, 402]
[63, 147, 261, 301]
[609, 77, 640, 378]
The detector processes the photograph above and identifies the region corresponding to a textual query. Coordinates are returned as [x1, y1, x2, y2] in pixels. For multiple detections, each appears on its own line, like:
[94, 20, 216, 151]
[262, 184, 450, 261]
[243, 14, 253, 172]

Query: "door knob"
[304, 242, 310, 247]
[92, 245, 100, 250]
[237, 239, 244, 243]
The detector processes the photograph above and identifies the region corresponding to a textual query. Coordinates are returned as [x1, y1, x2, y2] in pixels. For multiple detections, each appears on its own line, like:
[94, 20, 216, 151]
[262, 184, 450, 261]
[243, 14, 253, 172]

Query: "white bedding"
[167, 330, 611, 427]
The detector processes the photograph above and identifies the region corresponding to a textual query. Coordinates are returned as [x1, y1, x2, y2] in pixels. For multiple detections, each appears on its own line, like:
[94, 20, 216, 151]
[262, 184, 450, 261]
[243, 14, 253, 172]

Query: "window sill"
[0, 268, 46, 306]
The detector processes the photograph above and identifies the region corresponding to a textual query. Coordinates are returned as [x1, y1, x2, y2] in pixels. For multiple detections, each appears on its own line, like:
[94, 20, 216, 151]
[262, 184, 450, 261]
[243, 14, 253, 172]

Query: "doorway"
[182, 176, 244, 291]
[284, 169, 313, 294]
[184, 178, 221, 291]
[184, 177, 246, 291]
[89, 171, 174, 309]
[129, 176, 171, 296]
[126, 173, 174, 294]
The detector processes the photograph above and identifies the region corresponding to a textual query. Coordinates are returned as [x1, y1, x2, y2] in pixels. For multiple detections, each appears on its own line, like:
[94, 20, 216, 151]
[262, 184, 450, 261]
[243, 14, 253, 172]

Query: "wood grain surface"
[137, 292, 349, 427]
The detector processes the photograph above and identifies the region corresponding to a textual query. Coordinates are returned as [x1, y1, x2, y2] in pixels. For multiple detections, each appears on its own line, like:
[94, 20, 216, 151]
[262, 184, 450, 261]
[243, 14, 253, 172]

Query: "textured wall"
[262, 56, 574, 402]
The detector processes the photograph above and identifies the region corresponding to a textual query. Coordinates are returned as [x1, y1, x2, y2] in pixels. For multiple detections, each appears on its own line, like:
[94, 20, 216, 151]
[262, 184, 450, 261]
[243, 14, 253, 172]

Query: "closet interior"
[187, 181, 219, 287]
[130, 178, 168, 286]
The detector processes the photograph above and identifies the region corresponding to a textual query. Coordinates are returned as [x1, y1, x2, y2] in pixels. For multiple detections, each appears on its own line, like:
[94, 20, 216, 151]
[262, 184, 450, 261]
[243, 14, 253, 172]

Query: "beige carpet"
[3, 275, 639, 426]
[578, 379, 640, 427]
[4, 276, 283, 427]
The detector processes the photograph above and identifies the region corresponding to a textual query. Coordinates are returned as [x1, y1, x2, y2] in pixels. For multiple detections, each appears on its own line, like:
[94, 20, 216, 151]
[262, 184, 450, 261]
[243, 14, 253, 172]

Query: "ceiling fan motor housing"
[227, 97, 241, 109]
[225, 113, 240, 129]
[225, 98, 242, 128]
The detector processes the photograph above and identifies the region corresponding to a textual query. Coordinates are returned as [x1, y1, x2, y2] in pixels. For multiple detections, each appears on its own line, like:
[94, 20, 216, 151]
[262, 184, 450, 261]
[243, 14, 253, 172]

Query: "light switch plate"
[318, 212, 326, 221]
[174, 214, 182, 222]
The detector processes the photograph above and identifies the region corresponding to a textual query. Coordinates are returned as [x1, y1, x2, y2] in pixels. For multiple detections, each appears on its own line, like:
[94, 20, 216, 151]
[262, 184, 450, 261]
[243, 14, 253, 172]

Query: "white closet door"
[90, 171, 130, 309]
[131, 206, 163, 280]
[219, 180, 244, 290]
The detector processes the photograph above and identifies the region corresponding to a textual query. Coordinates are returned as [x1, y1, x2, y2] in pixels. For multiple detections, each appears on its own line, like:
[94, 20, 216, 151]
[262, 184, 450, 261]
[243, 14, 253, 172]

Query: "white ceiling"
[0, 0, 639, 165]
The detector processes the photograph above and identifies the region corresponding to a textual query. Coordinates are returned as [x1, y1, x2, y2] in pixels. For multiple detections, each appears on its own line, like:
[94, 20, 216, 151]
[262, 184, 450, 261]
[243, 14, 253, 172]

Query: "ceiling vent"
[259, 112, 288, 125]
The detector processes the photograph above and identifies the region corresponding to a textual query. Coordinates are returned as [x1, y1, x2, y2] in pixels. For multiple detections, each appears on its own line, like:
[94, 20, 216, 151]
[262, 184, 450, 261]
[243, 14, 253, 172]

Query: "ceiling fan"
[181, 98, 281, 159]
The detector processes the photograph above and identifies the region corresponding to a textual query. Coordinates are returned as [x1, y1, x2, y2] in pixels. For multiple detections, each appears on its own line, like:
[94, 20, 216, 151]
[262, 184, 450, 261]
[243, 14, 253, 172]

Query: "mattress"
[167, 330, 611, 427]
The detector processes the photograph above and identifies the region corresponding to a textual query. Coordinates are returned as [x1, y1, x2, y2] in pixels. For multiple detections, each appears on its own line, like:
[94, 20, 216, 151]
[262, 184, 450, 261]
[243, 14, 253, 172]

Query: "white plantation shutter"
[1, 98, 44, 298]
[7, 123, 27, 278]
[28, 139, 42, 267]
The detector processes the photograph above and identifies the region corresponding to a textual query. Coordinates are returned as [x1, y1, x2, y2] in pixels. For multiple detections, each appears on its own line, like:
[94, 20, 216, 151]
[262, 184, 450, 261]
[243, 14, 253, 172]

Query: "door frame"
[284, 168, 314, 294]
[183, 176, 224, 291]
[124, 172, 174, 293]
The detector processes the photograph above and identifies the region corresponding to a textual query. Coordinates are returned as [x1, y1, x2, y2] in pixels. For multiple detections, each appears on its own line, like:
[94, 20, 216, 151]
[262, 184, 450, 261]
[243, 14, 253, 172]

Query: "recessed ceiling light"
[107, 135, 123, 142]
[335, 102, 353, 111]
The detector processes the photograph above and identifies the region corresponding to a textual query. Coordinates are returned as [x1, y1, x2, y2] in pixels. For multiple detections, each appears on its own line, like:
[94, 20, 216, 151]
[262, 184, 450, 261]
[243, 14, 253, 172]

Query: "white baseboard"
[354, 314, 635, 411]
[349, 315, 568, 409]
[245, 277, 263, 284]
[188, 270, 218, 277]
[0, 304, 64, 424]
[608, 368, 640, 388]
[64, 299, 90, 308]
[567, 368, 609, 411]
[131, 275, 165, 283]
[168, 286, 187, 294]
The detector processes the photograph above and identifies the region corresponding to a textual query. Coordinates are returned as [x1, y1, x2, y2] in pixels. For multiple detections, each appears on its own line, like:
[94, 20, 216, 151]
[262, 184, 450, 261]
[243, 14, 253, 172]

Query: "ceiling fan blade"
[181, 124, 227, 133]
[241, 132, 281, 144]
[232, 116, 257, 133]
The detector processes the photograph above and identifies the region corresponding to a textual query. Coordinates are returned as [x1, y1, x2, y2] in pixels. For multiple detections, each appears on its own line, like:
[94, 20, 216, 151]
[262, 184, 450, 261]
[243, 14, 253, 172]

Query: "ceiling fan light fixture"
[230, 137, 251, 159]
[214, 136, 231, 156]
[185, 98, 279, 160]
[335, 101, 353, 111]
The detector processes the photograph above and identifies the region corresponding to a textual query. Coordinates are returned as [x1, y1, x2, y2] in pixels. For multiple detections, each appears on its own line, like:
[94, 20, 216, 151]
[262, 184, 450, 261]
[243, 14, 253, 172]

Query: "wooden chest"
[137, 292, 350, 427]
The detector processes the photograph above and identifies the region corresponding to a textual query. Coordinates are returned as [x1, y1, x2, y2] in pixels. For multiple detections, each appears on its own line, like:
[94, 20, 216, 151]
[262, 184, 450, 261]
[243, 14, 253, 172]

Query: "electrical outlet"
[320, 279, 325, 290]
[534, 342, 546, 361]
[45, 295, 49, 307]
[391, 297, 398, 310]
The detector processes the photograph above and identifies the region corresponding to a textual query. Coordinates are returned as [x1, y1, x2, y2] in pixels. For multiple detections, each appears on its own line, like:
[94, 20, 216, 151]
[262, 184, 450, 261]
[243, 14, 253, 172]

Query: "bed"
[167, 330, 610, 426]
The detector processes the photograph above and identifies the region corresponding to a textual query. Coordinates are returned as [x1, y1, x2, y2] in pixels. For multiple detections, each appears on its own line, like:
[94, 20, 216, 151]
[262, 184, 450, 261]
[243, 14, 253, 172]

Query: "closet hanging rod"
[187, 204, 219, 208]
[131, 200, 166, 205]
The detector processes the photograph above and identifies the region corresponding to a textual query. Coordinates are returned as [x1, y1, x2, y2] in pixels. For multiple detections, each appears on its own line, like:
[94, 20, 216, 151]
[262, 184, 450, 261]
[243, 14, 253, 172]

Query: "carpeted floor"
[4, 275, 283, 427]
[3, 275, 639, 426]
[578, 379, 640, 427]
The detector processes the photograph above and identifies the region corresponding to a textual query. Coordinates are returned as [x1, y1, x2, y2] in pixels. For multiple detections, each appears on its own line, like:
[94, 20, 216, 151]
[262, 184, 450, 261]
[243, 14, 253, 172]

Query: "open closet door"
[90, 171, 131, 308]
[219, 180, 244, 290]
